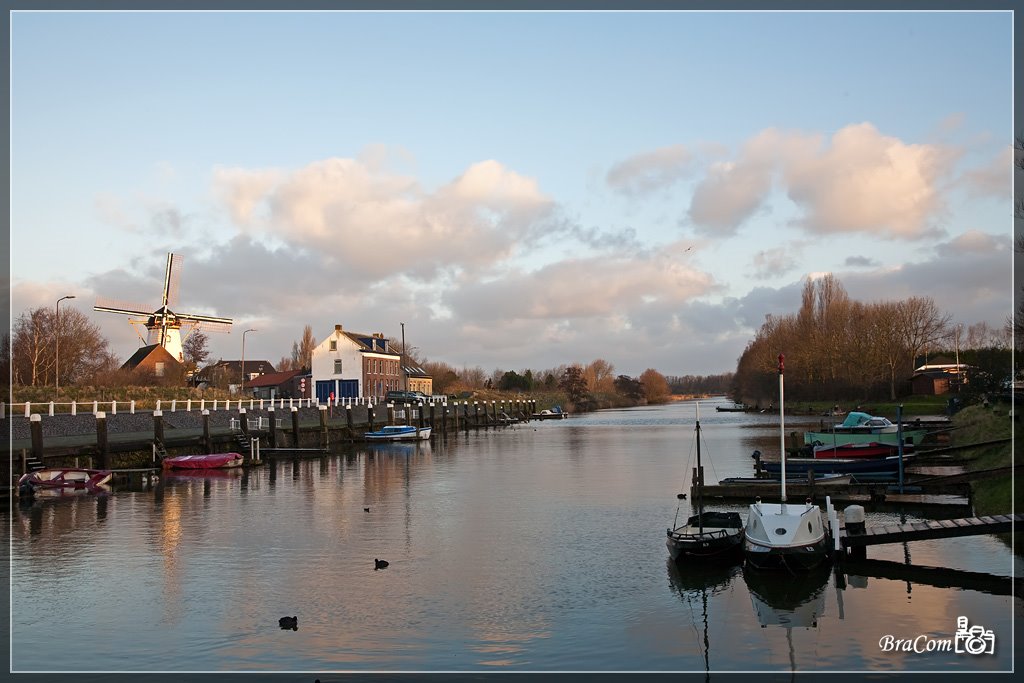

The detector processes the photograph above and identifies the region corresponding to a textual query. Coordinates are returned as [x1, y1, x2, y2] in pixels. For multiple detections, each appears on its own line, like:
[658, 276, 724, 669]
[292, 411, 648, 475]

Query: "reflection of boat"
[18, 468, 112, 494]
[363, 425, 432, 441]
[162, 452, 244, 469]
[715, 403, 750, 412]
[804, 412, 927, 447]
[743, 355, 830, 571]
[24, 482, 112, 499]
[743, 561, 830, 628]
[666, 560, 742, 677]
[667, 404, 743, 562]
[811, 441, 912, 459]
[364, 440, 431, 457]
[163, 468, 242, 481]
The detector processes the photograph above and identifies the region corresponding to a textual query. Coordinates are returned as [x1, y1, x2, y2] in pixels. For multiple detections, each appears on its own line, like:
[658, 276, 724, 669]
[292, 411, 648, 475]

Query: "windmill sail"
[94, 252, 233, 362]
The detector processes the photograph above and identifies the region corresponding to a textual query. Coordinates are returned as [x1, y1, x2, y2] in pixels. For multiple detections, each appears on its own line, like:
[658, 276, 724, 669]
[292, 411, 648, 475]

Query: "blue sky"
[9, 10, 1014, 377]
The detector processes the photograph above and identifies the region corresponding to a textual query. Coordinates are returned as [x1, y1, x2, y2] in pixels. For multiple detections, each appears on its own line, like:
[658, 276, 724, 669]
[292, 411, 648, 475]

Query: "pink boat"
[162, 452, 244, 470]
[18, 468, 113, 492]
[812, 441, 914, 460]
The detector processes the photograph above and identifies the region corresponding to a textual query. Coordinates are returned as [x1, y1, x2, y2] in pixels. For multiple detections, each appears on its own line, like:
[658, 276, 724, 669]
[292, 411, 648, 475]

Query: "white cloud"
[961, 146, 1012, 200]
[606, 144, 692, 196]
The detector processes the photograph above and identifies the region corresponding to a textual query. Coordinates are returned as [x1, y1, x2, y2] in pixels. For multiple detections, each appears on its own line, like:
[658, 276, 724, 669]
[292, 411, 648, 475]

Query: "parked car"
[385, 390, 425, 403]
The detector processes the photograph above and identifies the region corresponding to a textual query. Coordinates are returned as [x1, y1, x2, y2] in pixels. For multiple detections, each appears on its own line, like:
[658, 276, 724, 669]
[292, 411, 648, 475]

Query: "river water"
[8, 399, 1018, 674]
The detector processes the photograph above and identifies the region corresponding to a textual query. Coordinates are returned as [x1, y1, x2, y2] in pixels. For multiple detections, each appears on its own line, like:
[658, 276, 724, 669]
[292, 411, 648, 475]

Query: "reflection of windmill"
[94, 252, 232, 362]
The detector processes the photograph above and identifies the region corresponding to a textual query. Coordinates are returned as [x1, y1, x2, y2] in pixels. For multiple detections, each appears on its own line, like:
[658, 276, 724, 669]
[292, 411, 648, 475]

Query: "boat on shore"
[667, 404, 744, 562]
[804, 411, 927, 447]
[715, 403, 751, 413]
[742, 355, 831, 571]
[531, 406, 568, 420]
[18, 468, 113, 495]
[364, 425, 432, 441]
[162, 453, 244, 470]
[718, 473, 853, 487]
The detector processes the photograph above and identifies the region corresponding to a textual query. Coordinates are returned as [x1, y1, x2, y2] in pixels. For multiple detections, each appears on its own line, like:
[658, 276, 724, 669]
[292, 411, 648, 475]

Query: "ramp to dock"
[842, 513, 1020, 548]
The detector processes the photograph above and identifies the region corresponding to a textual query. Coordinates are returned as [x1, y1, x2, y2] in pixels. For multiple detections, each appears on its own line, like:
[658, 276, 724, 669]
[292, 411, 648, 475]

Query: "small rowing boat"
[364, 425, 432, 442]
[18, 468, 112, 494]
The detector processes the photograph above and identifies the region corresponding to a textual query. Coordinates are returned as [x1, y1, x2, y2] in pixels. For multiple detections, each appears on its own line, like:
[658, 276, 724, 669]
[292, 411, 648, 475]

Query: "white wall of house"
[311, 325, 363, 395]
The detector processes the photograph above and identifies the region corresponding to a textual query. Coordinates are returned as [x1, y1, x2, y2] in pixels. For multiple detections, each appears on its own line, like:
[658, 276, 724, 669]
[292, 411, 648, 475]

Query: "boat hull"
[804, 429, 927, 447]
[364, 426, 432, 441]
[760, 454, 912, 476]
[742, 501, 831, 571]
[162, 453, 244, 469]
[667, 512, 744, 562]
[743, 534, 831, 570]
[812, 442, 911, 459]
[18, 468, 112, 491]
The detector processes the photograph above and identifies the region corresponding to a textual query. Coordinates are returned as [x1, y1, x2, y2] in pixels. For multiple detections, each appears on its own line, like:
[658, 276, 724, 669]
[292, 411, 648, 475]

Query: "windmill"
[94, 252, 233, 362]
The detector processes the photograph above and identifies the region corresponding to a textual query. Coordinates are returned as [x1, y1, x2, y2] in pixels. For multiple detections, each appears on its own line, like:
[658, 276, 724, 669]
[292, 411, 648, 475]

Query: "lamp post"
[241, 328, 257, 394]
[55, 295, 76, 396]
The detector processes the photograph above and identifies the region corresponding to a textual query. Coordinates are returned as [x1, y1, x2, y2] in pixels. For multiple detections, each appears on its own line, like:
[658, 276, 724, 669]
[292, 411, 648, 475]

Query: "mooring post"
[240, 408, 249, 439]
[388, 403, 396, 426]
[268, 407, 277, 448]
[30, 414, 44, 466]
[346, 404, 354, 438]
[202, 409, 211, 454]
[368, 404, 376, 432]
[153, 410, 164, 445]
[319, 405, 328, 448]
[96, 411, 109, 469]
[291, 407, 300, 447]
[844, 505, 867, 560]
[429, 403, 436, 431]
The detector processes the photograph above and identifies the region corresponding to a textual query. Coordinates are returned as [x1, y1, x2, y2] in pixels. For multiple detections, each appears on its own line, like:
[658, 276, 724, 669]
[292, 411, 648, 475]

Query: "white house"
[311, 324, 402, 402]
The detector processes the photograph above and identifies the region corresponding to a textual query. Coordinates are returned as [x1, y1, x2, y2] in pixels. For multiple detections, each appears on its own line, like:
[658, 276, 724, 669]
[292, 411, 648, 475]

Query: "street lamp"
[241, 328, 257, 394]
[55, 295, 76, 396]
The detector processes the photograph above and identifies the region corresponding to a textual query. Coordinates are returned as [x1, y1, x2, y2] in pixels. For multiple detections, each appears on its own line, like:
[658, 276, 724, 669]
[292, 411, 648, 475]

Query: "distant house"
[310, 324, 401, 401]
[245, 369, 310, 400]
[911, 370, 952, 395]
[402, 364, 433, 396]
[121, 344, 183, 380]
[196, 359, 276, 392]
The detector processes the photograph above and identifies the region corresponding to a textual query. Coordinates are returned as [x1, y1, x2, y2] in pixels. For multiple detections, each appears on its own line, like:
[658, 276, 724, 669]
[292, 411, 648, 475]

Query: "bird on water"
[374, 558, 389, 570]
[279, 616, 298, 630]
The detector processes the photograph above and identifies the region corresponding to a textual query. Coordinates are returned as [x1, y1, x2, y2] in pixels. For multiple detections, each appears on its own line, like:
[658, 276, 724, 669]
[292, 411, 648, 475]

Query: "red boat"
[162, 453, 244, 470]
[812, 441, 914, 460]
[18, 468, 113, 492]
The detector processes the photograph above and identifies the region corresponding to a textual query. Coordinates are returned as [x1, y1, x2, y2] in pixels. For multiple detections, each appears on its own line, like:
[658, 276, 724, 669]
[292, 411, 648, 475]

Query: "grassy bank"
[949, 403, 1017, 515]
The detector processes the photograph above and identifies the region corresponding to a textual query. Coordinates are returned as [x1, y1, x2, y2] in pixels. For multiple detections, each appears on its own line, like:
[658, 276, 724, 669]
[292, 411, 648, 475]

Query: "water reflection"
[743, 562, 831, 629]
[666, 560, 742, 678]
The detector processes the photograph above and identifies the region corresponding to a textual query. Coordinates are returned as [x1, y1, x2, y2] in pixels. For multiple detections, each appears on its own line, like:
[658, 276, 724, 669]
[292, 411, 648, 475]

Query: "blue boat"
[363, 425, 432, 442]
[755, 451, 913, 478]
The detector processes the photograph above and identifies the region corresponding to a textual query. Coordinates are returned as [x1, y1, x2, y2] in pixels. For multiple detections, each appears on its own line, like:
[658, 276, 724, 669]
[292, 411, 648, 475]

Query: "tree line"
[733, 274, 1011, 404]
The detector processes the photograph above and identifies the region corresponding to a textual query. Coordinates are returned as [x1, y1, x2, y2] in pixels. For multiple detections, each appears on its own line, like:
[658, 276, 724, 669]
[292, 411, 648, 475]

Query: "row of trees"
[733, 275, 1010, 403]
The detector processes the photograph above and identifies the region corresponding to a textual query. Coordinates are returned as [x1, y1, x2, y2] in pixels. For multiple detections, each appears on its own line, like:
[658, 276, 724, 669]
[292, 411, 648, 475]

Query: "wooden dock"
[840, 513, 1020, 548]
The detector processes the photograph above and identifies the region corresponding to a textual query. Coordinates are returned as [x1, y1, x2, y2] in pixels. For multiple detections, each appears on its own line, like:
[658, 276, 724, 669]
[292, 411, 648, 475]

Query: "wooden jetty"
[840, 513, 1020, 549]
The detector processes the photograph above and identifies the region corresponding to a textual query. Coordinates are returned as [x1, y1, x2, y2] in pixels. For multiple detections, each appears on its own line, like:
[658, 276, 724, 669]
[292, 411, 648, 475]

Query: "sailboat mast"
[696, 402, 703, 535]
[779, 354, 786, 503]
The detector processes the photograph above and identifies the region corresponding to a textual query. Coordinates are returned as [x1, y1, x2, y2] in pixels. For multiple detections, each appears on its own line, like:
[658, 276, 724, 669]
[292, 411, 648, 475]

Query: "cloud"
[443, 246, 716, 323]
[934, 229, 1006, 258]
[961, 147, 1012, 200]
[606, 144, 692, 196]
[784, 123, 955, 238]
[685, 124, 956, 239]
[751, 247, 799, 280]
[212, 157, 560, 281]
[844, 255, 879, 267]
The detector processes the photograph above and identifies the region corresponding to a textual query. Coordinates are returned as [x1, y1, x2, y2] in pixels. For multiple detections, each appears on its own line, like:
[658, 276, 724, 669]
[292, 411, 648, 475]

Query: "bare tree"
[182, 331, 210, 371]
[584, 358, 616, 392]
[11, 306, 116, 386]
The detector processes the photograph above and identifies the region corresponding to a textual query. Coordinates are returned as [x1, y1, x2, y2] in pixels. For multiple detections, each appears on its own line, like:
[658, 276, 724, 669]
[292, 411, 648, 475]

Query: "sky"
[8, 10, 1015, 379]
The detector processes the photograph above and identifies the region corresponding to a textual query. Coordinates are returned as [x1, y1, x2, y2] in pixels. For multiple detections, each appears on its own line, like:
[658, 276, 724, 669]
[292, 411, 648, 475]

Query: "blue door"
[315, 380, 335, 403]
[339, 379, 359, 398]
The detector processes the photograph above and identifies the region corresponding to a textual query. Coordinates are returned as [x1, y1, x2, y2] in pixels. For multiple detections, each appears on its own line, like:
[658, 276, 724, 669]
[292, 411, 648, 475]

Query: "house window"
[155, 362, 165, 377]
[330, 340, 337, 351]
[334, 359, 342, 374]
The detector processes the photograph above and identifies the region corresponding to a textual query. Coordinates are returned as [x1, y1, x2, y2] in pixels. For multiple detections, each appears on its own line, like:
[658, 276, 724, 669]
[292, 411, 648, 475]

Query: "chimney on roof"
[335, 324, 342, 333]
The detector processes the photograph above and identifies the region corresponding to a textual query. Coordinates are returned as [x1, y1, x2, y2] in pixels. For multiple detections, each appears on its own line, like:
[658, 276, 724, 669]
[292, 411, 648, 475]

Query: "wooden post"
[202, 409, 211, 454]
[387, 404, 396, 426]
[96, 411, 109, 469]
[346, 405, 354, 438]
[240, 408, 249, 439]
[153, 410, 164, 444]
[429, 403, 436, 431]
[30, 414, 43, 465]
[474, 402, 480, 427]
[319, 405, 328, 448]
[368, 404, 376, 432]
[291, 407, 300, 447]
[269, 407, 277, 448]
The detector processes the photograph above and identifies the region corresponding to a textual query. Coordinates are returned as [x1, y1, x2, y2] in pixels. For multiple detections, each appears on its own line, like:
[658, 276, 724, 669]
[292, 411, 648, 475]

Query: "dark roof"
[201, 359, 276, 376]
[246, 370, 306, 388]
[402, 364, 431, 378]
[342, 331, 399, 356]
[912, 370, 952, 380]
[121, 344, 180, 371]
